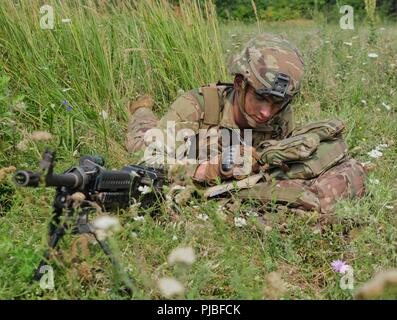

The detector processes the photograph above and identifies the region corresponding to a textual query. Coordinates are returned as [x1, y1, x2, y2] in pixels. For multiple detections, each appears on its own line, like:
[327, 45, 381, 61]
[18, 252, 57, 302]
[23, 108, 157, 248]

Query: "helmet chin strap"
[235, 81, 258, 128]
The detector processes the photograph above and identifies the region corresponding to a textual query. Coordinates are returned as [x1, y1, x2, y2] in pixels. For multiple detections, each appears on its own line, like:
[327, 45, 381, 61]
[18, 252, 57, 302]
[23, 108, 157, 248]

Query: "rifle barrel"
[14, 170, 82, 188]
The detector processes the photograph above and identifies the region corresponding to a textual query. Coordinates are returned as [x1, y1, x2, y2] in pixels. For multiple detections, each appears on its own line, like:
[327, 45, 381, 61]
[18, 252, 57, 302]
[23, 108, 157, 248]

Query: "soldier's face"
[244, 86, 282, 123]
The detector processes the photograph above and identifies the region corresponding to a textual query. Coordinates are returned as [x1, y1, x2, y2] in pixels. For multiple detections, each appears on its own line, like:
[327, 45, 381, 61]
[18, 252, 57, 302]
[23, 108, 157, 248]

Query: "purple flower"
[66, 105, 72, 112]
[331, 260, 351, 274]
[63, 100, 68, 105]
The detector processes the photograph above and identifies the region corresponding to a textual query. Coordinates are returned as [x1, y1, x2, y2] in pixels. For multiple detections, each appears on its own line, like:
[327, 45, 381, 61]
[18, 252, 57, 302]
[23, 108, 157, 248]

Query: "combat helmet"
[229, 33, 304, 106]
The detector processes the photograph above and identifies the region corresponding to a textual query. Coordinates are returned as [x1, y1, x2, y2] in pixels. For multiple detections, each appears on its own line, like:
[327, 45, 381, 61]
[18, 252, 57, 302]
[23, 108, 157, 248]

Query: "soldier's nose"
[259, 107, 271, 119]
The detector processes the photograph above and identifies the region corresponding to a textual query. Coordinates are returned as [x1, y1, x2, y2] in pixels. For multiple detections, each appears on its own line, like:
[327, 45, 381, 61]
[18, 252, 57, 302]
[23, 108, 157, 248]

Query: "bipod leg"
[91, 232, 135, 296]
[33, 224, 66, 281]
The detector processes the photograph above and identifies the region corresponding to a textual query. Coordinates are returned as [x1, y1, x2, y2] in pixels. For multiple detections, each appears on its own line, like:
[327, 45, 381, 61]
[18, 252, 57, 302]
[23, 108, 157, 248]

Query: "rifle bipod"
[33, 201, 134, 296]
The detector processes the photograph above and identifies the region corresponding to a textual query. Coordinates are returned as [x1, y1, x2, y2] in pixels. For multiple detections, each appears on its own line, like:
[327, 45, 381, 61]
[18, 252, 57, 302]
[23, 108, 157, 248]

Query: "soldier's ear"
[234, 74, 244, 90]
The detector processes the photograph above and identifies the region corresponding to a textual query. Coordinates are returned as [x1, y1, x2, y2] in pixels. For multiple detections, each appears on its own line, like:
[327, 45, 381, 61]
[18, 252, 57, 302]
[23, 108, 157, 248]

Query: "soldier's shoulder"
[160, 88, 203, 123]
[171, 88, 203, 109]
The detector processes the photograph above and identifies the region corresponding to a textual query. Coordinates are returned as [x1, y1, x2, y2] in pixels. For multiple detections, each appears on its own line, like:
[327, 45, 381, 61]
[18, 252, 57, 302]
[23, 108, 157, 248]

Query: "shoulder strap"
[202, 83, 220, 126]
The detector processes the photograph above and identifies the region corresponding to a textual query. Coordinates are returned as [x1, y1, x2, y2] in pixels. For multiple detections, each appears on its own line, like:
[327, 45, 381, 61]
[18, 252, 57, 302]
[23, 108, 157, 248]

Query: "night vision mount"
[256, 72, 291, 101]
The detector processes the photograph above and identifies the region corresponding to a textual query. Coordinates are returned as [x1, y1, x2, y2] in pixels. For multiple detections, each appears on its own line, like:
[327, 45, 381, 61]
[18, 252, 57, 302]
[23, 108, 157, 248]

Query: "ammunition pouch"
[257, 118, 349, 180]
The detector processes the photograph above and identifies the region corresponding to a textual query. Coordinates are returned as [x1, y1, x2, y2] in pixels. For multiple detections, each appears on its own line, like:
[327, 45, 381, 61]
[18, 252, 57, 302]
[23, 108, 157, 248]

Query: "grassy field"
[0, 0, 397, 299]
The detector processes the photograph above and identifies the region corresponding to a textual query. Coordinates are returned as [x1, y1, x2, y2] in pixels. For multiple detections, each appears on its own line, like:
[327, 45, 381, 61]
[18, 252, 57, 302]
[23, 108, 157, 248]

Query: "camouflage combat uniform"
[125, 34, 366, 214]
[126, 84, 294, 173]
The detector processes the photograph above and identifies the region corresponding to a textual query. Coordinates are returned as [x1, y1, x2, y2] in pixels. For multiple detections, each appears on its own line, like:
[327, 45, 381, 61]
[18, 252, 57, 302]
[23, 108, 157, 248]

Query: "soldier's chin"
[253, 117, 270, 125]
[245, 115, 269, 128]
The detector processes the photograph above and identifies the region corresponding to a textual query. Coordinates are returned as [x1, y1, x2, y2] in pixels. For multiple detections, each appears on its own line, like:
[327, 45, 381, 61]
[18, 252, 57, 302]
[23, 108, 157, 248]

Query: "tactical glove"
[195, 146, 261, 185]
[220, 145, 260, 179]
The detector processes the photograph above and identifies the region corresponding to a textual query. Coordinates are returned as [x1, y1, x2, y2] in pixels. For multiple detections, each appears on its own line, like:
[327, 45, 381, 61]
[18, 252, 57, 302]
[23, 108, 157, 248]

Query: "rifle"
[13, 149, 165, 293]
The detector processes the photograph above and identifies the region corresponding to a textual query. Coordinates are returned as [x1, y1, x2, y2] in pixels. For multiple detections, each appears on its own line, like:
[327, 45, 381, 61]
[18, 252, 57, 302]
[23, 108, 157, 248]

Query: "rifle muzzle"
[14, 170, 41, 187]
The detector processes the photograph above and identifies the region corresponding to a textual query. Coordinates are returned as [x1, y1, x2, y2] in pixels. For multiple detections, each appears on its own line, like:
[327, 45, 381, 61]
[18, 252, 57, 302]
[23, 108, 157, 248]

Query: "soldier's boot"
[128, 94, 154, 115]
[125, 95, 158, 153]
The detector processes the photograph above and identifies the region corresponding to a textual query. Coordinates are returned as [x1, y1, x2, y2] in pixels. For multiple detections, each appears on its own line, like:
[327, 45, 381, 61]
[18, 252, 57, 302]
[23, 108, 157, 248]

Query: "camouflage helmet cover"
[229, 33, 305, 98]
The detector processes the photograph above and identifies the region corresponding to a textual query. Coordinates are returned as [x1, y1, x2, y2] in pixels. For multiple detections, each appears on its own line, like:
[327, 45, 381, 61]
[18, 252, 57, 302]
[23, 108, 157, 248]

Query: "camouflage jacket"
[144, 84, 295, 182]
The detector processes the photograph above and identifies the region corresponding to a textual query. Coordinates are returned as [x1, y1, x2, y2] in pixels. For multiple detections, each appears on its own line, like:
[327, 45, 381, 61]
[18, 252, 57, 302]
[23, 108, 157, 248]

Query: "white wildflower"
[91, 216, 121, 241]
[158, 277, 185, 298]
[167, 247, 196, 265]
[369, 178, 380, 185]
[367, 149, 383, 159]
[133, 215, 145, 222]
[361, 77, 367, 81]
[324, 40, 331, 44]
[131, 232, 138, 238]
[100, 110, 109, 120]
[347, 55, 353, 59]
[343, 42, 352, 46]
[368, 53, 379, 58]
[381, 102, 392, 111]
[138, 185, 152, 194]
[197, 213, 209, 221]
[62, 88, 72, 92]
[360, 99, 367, 105]
[385, 205, 394, 210]
[246, 211, 258, 217]
[234, 217, 247, 228]
[376, 144, 388, 150]
[61, 18, 72, 24]
[172, 235, 178, 241]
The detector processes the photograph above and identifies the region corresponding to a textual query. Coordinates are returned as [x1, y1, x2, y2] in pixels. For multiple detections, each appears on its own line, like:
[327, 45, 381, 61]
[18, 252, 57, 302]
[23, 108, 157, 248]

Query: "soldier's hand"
[193, 155, 222, 184]
[193, 146, 260, 184]
[220, 145, 260, 179]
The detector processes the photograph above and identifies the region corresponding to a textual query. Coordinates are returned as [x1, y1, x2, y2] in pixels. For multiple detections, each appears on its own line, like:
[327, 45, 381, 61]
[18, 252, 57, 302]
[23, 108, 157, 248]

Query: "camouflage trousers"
[236, 158, 366, 214]
[125, 110, 366, 214]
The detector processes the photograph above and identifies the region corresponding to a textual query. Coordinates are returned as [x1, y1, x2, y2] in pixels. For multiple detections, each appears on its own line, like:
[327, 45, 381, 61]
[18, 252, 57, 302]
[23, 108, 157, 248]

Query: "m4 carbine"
[13, 150, 165, 292]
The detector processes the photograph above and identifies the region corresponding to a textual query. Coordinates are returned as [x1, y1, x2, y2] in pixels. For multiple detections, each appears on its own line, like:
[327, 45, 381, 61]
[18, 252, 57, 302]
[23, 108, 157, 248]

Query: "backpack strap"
[202, 83, 220, 126]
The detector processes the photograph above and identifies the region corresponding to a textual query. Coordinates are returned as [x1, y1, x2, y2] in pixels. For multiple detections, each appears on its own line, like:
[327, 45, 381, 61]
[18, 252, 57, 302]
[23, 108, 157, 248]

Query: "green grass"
[1, 0, 397, 299]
